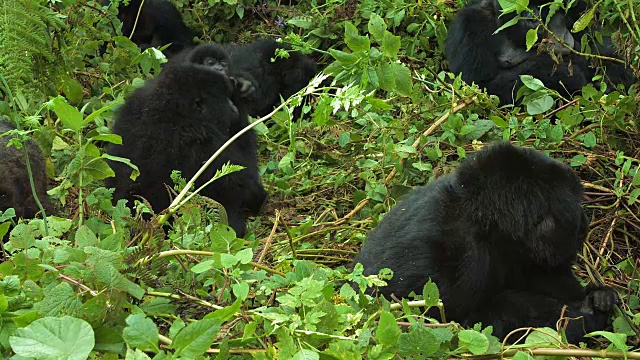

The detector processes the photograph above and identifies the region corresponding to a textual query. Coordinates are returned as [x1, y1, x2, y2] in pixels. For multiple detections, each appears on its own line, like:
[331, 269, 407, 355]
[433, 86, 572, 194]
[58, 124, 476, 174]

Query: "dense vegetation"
[0, 0, 639, 358]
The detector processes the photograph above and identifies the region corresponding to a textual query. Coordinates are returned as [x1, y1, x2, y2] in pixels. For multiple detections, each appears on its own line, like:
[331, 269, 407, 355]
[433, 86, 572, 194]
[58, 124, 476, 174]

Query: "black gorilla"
[445, 0, 636, 104]
[221, 39, 318, 118]
[0, 121, 52, 219]
[352, 142, 618, 343]
[107, 44, 267, 237]
[106, 0, 196, 56]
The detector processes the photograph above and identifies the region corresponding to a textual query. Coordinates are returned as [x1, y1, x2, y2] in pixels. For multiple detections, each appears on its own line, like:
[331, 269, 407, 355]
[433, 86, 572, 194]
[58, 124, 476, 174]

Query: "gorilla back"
[0, 120, 52, 219]
[107, 50, 267, 237]
[445, 0, 635, 103]
[353, 142, 617, 342]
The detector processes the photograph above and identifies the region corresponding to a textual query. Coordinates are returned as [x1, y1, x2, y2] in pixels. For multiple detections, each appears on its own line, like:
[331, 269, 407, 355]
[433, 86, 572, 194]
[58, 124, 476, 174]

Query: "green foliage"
[325, 14, 413, 96]
[0, 0, 62, 99]
[0, 0, 638, 358]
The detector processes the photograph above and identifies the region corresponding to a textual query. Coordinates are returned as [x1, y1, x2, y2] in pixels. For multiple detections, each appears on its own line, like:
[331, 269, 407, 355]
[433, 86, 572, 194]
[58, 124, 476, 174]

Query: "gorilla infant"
[353, 142, 618, 343]
[106, 0, 196, 56]
[446, 0, 636, 103]
[221, 39, 318, 118]
[107, 44, 267, 237]
[0, 121, 52, 219]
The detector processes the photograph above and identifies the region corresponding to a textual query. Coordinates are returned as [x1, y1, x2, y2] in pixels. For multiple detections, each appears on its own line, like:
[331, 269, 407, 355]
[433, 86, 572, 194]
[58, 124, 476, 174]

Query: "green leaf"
[520, 75, 545, 91]
[513, 351, 535, 360]
[368, 13, 387, 42]
[524, 327, 561, 345]
[206, 299, 242, 322]
[9, 316, 95, 360]
[83, 158, 116, 181]
[91, 134, 122, 144]
[399, 326, 440, 355]
[232, 282, 250, 300]
[191, 260, 215, 273]
[293, 349, 320, 360]
[458, 329, 489, 355]
[60, 77, 83, 105]
[173, 319, 222, 358]
[51, 97, 83, 132]
[102, 154, 140, 180]
[582, 132, 596, 147]
[376, 311, 401, 345]
[572, 6, 595, 32]
[75, 225, 99, 247]
[235, 248, 254, 264]
[525, 92, 554, 115]
[344, 22, 371, 53]
[35, 282, 82, 317]
[122, 314, 160, 353]
[497, 0, 529, 13]
[422, 280, 440, 307]
[546, 124, 564, 143]
[494, 15, 521, 33]
[525, 28, 538, 51]
[381, 32, 401, 58]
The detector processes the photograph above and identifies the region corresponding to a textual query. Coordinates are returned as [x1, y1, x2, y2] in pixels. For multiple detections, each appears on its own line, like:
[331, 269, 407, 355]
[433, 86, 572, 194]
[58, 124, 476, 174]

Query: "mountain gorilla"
[0, 121, 52, 219]
[105, 0, 196, 56]
[352, 142, 618, 343]
[445, 0, 636, 104]
[107, 44, 267, 237]
[220, 39, 318, 118]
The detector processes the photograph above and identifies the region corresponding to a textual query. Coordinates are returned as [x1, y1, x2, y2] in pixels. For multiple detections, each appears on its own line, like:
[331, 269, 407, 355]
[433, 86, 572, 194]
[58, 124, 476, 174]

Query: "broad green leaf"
[329, 49, 359, 65]
[75, 225, 99, 247]
[173, 319, 222, 358]
[398, 326, 440, 355]
[368, 13, 387, 42]
[83, 99, 124, 125]
[10, 316, 95, 360]
[513, 351, 535, 360]
[232, 282, 250, 300]
[91, 134, 122, 144]
[122, 314, 160, 353]
[206, 299, 242, 322]
[422, 280, 440, 307]
[376, 311, 401, 345]
[381, 32, 401, 58]
[494, 15, 521, 33]
[293, 349, 320, 360]
[458, 329, 489, 355]
[51, 97, 83, 132]
[524, 92, 554, 115]
[191, 260, 215, 273]
[344, 22, 371, 53]
[236, 248, 254, 264]
[582, 132, 596, 147]
[497, 0, 528, 13]
[520, 75, 545, 91]
[35, 282, 82, 317]
[524, 327, 561, 345]
[102, 154, 140, 180]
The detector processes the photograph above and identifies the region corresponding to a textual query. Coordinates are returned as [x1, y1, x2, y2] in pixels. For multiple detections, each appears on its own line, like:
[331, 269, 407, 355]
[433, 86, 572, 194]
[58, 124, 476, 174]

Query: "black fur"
[221, 39, 318, 118]
[109, 0, 196, 56]
[445, 0, 636, 103]
[107, 44, 267, 237]
[352, 142, 618, 343]
[0, 121, 52, 219]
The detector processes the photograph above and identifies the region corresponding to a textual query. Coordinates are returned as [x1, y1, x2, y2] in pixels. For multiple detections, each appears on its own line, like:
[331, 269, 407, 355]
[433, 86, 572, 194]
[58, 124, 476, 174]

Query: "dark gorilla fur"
[220, 39, 318, 118]
[107, 44, 267, 237]
[352, 142, 618, 343]
[445, 0, 636, 104]
[108, 0, 196, 56]
[0, 121, 52, 219]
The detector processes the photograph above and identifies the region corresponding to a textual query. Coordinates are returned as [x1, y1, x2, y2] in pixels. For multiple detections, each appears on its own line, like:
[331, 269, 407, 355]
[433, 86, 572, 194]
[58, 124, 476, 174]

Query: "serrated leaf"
[293, 349, 320, 360]
[173, 319, 222, 358]
[75, 225, 99, 247]
[344, 22, 371, 53]
[381, 32, 401, 58]
[458, 329, 489, 355]
[122, 314, 160, 353]
[399, 326, 440, 355]
[368, 13, 387, 42]
[9, 316, 95, 360]
[376, 311, 401, 345]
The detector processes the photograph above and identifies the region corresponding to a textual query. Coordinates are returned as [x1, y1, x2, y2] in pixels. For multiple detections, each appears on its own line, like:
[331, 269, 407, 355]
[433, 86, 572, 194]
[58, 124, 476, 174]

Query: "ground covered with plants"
[0, 0, 639, 358]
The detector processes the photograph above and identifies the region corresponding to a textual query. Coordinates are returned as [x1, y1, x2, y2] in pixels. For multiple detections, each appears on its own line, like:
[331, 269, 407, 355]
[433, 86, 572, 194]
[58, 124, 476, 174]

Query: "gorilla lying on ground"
[107, 43, 267, 237]
[0, 120, 52, 219]
[445, 0, 636, 104]
[353, 142, 618, 343]
[106, 0, 196, 56]
[220, 39, 318, 118]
